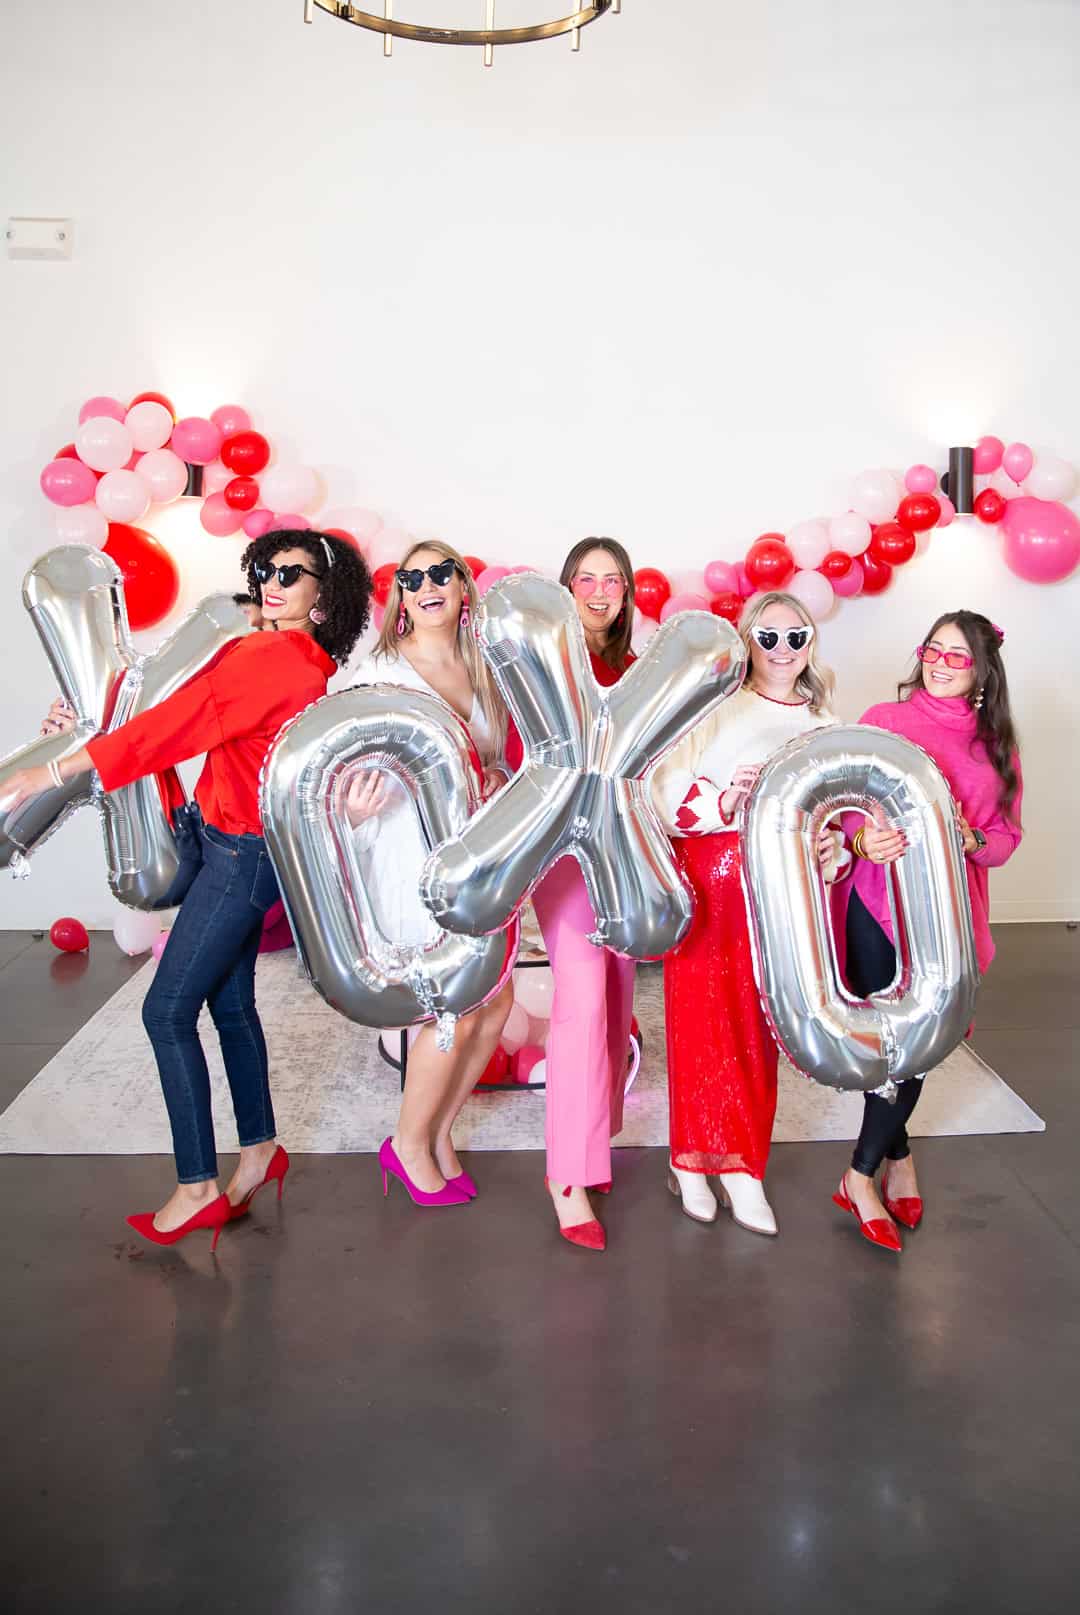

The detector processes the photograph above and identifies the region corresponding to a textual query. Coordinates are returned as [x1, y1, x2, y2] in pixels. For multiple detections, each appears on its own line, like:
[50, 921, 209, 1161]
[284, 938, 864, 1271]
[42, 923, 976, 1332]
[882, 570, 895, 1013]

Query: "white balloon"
[137, 448, 188, 505]
[514, 966, 554, 1018]
[259, 462, 321, 514]
[787, 568, 835, 619]
[523, 1057, 546, 1088]
[849, 468, 900, 524]
[95, 468, 151, 524]
[827, 511, 872, 556]
[75, 416, 133, 473]
[786, 520, 830, 571]
[368, 526, 414, 568]
[54, 503, 108, 547]
[124, 400, 173, 452]
[113, 907, 164, 956]
[500, 1000, 530, 1054]
[1025, 456, 1077, 503]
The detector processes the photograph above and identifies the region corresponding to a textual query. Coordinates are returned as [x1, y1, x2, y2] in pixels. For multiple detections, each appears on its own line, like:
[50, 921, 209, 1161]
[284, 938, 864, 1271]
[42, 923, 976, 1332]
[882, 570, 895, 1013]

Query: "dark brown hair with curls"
[558, 536, 636, 672]
[899, 609, 1020, 818]
[239, 528, 373, 666]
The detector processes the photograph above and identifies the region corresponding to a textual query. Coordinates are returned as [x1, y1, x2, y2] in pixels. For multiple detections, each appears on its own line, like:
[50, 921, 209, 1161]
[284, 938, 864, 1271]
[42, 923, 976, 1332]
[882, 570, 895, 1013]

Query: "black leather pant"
[847, 891, 923, 1176]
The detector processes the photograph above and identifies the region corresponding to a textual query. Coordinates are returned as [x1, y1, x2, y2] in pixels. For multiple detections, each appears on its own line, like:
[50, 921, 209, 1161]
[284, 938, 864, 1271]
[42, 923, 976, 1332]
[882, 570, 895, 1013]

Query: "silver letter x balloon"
[0, 546, 249, 910]
[421, 573, 747, 959]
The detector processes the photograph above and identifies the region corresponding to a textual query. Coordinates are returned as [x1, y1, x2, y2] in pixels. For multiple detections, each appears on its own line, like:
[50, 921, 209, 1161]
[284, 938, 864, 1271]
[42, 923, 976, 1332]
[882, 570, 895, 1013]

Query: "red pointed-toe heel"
[228, 1144, 290, 1222]
[545, 1176, 606, 1252]
[592, 1181, 612, 1196]
[126, 1192, 232, 1252]
[832, 1174, 902, 1253]
[881, 1165, 923, 1230]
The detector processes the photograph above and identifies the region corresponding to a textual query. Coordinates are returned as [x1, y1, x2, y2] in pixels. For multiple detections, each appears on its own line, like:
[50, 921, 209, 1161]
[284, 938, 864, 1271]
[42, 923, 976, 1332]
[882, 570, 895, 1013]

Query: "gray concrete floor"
[1, 924, 1077, 1614]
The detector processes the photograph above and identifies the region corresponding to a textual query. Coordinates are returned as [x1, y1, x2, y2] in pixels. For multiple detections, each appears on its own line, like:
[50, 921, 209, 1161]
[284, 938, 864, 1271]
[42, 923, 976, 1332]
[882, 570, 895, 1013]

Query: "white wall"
[2, 0, 1077, 928]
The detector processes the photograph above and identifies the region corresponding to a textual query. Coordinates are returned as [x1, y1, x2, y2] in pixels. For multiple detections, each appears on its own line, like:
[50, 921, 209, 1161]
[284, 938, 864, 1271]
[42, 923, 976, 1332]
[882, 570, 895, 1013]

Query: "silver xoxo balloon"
[741, 724, 979, 1094]
[0, 546, 249, 908]
[260, 685, 518, 1047]
[421, 573, 747, 959]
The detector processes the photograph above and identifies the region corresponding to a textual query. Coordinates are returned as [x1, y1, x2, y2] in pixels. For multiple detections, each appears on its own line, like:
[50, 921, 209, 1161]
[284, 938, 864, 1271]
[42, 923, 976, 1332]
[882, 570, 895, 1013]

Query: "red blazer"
[87, 631, 337, 837]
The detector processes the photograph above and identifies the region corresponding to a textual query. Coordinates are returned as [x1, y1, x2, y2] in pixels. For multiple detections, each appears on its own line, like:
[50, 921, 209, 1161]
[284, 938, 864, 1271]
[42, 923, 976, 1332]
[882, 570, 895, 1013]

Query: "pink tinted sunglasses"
[917, 644, 974, 670]
[572, 572, 625, 598]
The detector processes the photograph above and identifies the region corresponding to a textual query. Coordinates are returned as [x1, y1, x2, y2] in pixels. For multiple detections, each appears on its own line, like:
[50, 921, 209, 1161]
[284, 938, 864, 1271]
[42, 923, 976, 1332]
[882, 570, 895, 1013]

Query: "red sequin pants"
[664, 832, 777, 1180]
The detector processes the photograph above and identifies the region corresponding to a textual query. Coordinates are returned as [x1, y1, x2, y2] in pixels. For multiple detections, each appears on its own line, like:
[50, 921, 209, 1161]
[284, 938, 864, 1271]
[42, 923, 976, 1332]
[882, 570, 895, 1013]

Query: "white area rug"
[0, 953, 1043, 1155]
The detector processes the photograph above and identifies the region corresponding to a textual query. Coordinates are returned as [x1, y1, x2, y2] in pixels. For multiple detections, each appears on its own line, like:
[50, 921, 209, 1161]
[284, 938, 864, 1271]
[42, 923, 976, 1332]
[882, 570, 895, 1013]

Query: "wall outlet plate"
[6, 217, 74, 260]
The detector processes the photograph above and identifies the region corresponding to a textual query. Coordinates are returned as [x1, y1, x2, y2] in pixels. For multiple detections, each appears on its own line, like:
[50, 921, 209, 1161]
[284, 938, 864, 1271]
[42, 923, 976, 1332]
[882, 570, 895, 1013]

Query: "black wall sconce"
[181, 462, 204, 499]
[940, 446, 975, 514]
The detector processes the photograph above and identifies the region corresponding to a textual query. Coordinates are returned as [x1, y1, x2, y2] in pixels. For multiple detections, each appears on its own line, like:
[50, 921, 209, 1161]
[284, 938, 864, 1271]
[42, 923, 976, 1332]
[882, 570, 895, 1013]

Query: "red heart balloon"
[633, 567, 672, 621]
[974, 488, 1007, 525]
[708, 591, 743, 623]
[859, 552, 893, 595]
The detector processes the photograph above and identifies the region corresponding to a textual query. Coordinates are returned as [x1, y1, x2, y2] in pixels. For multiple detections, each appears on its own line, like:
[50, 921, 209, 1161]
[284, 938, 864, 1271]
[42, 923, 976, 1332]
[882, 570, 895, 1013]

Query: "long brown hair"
[375, 539, 505, 740]
[899, 610, 1020, 818]
[558, 537, 635, 672]
[738, 590, 835, 715]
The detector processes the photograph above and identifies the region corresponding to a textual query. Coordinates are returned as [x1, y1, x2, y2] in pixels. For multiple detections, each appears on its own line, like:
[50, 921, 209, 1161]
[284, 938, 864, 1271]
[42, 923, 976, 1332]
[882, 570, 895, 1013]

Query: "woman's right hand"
[720, 763, 761, 821]
[40, 698, 76, 738]
[345, 769, 389, 826]
[859, 821, 907, 864]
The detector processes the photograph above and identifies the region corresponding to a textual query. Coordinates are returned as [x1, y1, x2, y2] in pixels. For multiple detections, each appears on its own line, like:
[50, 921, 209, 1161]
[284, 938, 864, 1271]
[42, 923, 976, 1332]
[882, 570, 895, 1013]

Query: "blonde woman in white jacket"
[346, 541, 513, 1207]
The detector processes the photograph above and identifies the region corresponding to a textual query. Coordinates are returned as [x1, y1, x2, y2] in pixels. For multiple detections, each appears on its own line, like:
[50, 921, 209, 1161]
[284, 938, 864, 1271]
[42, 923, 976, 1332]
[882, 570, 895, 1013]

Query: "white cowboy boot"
[667, 1162, 718, 1224]
[717, 1172, 778, 1237]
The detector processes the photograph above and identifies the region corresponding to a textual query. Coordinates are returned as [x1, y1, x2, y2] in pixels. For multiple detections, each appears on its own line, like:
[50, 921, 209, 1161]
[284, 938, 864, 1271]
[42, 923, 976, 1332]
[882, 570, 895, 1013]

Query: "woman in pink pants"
[509, 538, 637, 1252]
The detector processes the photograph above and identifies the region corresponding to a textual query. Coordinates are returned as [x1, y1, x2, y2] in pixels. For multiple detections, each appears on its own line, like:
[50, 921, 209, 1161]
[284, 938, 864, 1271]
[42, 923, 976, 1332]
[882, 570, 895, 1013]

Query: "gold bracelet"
[852, 828, 866, 860]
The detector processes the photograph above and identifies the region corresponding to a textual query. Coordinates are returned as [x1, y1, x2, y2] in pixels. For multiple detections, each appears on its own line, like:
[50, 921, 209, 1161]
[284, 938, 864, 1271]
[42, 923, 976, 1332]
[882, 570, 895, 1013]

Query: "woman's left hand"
[956, 807, 979, 856]
[481, 766, 508, 801]
[0, 764, 53, 814]
[816, 824, 839, 866]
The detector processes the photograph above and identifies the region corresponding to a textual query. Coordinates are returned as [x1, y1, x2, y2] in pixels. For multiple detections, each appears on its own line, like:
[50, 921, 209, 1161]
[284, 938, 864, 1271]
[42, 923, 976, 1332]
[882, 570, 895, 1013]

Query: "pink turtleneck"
[844, 686, 1023, 973]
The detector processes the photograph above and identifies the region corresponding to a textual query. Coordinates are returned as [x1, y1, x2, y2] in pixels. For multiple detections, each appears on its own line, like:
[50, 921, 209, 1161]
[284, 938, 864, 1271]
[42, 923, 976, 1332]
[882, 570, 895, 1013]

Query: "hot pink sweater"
[843, 687, 1022, 973]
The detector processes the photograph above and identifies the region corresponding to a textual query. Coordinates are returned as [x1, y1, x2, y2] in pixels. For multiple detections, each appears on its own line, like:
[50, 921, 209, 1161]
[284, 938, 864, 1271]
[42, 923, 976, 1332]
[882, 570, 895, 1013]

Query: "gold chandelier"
[304, 2, 620, 67]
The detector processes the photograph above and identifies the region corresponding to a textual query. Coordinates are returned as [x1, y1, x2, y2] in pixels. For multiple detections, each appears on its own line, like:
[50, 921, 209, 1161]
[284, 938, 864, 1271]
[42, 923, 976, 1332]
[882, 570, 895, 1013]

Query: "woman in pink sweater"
[833, 611, 1022, 1250]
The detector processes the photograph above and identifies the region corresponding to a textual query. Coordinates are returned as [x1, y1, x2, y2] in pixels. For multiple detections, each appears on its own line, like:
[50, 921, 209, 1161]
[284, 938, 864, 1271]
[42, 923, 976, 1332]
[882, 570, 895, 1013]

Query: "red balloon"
[896, 493, 941, 533]
[708, 591, 743, 623]
[50, 917, 89, 953]
[223, 476, 260, 512]
[462, 555, 487, 579]
[475, 1046, 510, 1087]
[744, 537, 795, 591]
[102, 524, 180, 629]
[974, 488, 1007, 525]
[819, 549, 854, 580]
[220, 430, 270, 476]
[633, 567, 672, 621]
[323, 527, 361, 552]
[869, 521, 916, 567]
[859, 552, 893, 595]
[372, 562, 397, 606]
[129, 390, 176, 422]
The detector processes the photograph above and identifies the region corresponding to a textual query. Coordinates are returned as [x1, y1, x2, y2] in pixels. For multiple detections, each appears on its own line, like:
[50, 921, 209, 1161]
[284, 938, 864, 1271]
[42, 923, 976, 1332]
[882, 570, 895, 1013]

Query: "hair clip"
[991, 622, 1005, 643]
[319, 536, 335, 570]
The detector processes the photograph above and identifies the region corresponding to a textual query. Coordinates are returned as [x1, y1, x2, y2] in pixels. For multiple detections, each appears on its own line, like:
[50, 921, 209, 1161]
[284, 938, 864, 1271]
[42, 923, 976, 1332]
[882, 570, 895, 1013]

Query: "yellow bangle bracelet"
[852, 828, 866, 860]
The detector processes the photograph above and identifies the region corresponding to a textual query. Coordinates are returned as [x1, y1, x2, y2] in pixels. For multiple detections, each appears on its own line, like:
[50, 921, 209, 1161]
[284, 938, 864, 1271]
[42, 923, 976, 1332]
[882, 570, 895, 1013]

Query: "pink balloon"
[660, 591, 710, 622]
[787, 569, 835, 619]
[200, 491, 243, 537]
[973, 435, 1005, 475]
[272, 512, 311, 531]
[200, 459, 232, 496]
[75, 416, 134, 473]
[259, 463, 320, 514]
[242, 508, 275, 538]
[124, 400, 173, 452]
[78, 395, 126, 425]
[476, 565, 510, 593]
[1002, 441, 1033, 485]
[499, 1001, 530, 1055]
[734, 562, 754, 598]
[904, 464, 938, 494]
[703, 559, 738, 595]
[171, 416, 224, 466]
[210, 404, 252, 438]
[830, 556, 864, 598]
[40, 457, 97, 506]
[827, 511, 872, 556]
[506, 564, 536, 574]
[54, 502, 108, 546]
[1001, 497, 1080, 584]
[137, 448, 188, 504]
[513, 1045, 546, 1084]
[151, 932, 170, 963]
[95, 468, 151, 524]
[786, 520, 830, 571]
[936, 494, 957, 527]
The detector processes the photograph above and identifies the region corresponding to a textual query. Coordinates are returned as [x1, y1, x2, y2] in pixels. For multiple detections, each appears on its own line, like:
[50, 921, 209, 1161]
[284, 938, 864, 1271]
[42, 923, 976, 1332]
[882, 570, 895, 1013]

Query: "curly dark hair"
[238, 528, 373, 666]
[898, 609, 1020, 819]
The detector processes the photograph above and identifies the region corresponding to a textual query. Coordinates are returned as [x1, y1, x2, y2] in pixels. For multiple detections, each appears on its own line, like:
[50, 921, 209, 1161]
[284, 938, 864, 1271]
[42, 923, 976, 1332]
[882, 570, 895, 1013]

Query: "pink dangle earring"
[459, 601, 471, 631]
[396, 601, 407, 636]
[309, 598, 327, 626]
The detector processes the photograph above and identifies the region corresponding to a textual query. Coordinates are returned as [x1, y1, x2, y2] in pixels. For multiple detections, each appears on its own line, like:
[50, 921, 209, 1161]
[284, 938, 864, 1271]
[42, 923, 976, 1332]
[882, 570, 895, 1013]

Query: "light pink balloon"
[787, 568, 835, 619]
[499, 1001, 530, 1055]
[476, 565, 510, 593]
[507, 564, 536, 574]
[78, 395, 126, 425]
[75, 416, 134, 473]
[95, 468, 151, 524]
[272, 512, 311, 531]
[369, 526, 413, 568]
[849, 469, 900, 524]
[259, 463, 320, 514]
[631, 611, 658, 654]
[1025, 455, 1077, 503]
[40, 457, 98, 506]
[904, 464, 938, 494]
[973, 435, 1005, 475]
[170, 416, 224, 466]
[830, 556, 864, 598]
[1001, 497, 1080, 584]
[660, 591, 710, 622]
[827, 511, 872, 556]
[137, 448, 188, 504]
[124, 400, 173, 452]
[1002, 441, 1033, 485]
[242, 508, 275, 538]
[210, 404, 252, 438]
[786, 520, 830, 571]
[200, 459, 232, 496]
[54, 502, 108, 546]
[936, 494, 956, 527]
[151, 932, 170, 963]
[200, 491, 243, 537]
[703, 559, 738, 595]
[324, 507, 384, 544]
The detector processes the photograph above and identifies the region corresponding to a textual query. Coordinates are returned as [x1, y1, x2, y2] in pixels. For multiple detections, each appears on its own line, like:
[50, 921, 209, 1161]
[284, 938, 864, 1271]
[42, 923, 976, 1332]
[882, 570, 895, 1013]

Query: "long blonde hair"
[739, 590, 835, 715]
[375, 539, 506, 741]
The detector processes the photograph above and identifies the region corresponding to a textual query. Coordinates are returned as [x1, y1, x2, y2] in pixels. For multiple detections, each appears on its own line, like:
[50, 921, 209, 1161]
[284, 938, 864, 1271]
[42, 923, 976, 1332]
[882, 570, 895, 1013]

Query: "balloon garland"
[39, 397, 1080, 636]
